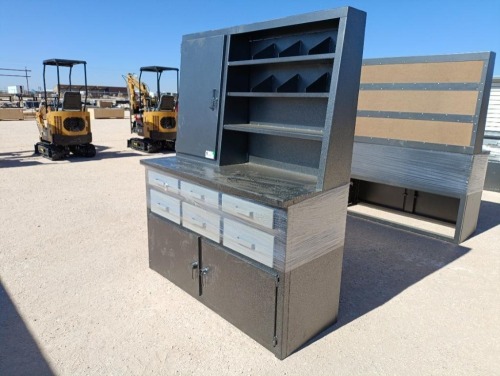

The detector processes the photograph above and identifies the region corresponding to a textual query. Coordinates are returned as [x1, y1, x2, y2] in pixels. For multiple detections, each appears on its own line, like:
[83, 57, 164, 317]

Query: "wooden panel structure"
[356, 117, 473, 146]
[357, 90, 478, 116]
[360, 60, 484, 84]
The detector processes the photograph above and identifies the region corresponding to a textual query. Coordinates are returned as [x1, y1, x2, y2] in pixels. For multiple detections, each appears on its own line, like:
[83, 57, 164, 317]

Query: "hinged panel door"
[176, 35, 226, 160]
[199, 240, 279, 352]
[148, 213, 200, 297]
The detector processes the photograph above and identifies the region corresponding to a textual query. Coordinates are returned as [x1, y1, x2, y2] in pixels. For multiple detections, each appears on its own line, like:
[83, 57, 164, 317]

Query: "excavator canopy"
[43, 59, 87, 67]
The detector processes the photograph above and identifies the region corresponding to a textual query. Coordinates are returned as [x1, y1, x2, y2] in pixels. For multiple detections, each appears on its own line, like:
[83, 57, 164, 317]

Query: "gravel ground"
[1, 119, 499, 375]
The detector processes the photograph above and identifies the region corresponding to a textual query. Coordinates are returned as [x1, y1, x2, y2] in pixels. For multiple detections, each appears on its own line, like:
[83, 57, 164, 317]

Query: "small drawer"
[223, 218, 274, 268]
[148, 170, 179, 194]
[182, 202, 220, 243]
[150, 189, 181, 224]
[221, 194, 274, 229]
[180, 181, 219, 208]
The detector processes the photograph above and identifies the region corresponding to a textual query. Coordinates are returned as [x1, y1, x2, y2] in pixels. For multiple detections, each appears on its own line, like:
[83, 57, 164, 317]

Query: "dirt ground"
[1, 119, 499, 375]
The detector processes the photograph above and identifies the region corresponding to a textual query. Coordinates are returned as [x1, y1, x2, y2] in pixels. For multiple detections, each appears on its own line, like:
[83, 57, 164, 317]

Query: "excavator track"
[35, 142, 96, 160]
[69, 143, 97, 157]
[128, 138, 164, 153]
[34, 142, 67, 161]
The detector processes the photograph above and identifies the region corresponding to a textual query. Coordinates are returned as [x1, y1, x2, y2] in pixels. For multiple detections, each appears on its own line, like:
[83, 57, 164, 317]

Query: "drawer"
[180, 181, 219, 208]
[223, 218, 274, 268]
[221, 194, 274, 229]
[182, 202, 220, 243]
[150, 189, 181, 224]
[148, 170, 179, 194]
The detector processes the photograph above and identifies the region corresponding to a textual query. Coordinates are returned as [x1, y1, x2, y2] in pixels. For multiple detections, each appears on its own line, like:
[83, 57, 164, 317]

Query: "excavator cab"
[126, 66, 179, 153]
[35, 59, 96, 160]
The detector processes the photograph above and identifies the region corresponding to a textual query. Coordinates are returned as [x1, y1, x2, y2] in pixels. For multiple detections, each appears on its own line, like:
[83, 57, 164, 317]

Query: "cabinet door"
[176, 35, 226, 160]
[148, 213, 200, 297]
[199, 240, 279, 351]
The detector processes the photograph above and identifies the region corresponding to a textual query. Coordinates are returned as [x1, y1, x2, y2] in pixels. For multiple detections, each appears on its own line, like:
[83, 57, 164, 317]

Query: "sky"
[0, 0, 499, 93]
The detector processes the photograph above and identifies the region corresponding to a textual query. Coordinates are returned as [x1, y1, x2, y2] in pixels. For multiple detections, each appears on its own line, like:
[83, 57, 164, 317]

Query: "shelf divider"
[306, 73, 331, 93]
[251, 75, 275, 92]
[308, 37, 335, 55]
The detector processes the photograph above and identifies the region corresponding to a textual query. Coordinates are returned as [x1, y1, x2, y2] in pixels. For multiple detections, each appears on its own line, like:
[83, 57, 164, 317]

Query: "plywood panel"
[358, 90, 478, 115]
[355, 117, 473, 146]
[361, 61, 484, 84]
[0, 108, 24, 120]
[89, 108, 125, 119]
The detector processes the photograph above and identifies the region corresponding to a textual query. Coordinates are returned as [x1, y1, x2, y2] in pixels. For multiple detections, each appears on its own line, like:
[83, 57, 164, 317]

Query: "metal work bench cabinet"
[141, 7, 366, 359]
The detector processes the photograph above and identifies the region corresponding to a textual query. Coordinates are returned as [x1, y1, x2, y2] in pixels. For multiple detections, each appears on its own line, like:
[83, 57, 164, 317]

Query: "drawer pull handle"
[190, 217, 207, 229]
[154, 178, 169, 187]
[234, 206, 254, 219]
[236, 236, 256, 251]
[156, 202, 170, 213]
[189, 191, 205, 201]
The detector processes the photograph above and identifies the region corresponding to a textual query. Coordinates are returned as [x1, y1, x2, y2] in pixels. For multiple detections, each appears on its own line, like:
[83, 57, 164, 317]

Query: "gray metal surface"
[176, 34, 226, 160]
[280, 245, 343, 357]
[318, 8, 366, 190]
[484, 160, 500, 192]
[351, 142, 486, 198]
[199, 240, 279, 354]
[148, 213, 200, 298]
[141, 157, 318, 208]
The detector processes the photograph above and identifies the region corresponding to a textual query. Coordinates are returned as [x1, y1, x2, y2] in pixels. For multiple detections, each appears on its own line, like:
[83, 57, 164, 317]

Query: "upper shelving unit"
[177, 7, 366, 191]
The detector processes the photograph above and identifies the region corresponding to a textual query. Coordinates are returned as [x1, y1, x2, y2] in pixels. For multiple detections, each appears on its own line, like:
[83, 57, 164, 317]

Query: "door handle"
[200, 267, 210, 287]
[191, 261, 199, 279]
[209, 89, 218, 111]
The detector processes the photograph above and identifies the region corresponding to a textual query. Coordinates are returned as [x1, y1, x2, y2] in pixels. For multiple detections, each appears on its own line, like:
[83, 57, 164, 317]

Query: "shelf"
[224, 123, 324, 141]
[227, 92, 329, 98]
[228, 53, 335, 66]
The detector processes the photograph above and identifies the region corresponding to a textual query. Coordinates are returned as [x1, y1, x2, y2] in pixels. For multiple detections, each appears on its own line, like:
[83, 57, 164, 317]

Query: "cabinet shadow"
[0, 282, 55, 375]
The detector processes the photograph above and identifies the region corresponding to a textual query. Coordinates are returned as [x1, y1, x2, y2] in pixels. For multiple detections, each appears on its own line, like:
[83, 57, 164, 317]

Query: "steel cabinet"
[143, 6, 365, 359]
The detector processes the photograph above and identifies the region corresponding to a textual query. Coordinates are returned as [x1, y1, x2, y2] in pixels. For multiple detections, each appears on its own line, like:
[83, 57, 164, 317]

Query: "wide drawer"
[221, 194, 274, 229]
[182, 202, 220, 243]
[148, 170, 179, 194]
[150, 189, 181, 224]
[180, 181, 219, 208]
[222, 218, 274, 268]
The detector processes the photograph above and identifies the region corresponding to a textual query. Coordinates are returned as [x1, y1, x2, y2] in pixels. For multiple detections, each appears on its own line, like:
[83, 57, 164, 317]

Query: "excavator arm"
[122, 73, 151, 113]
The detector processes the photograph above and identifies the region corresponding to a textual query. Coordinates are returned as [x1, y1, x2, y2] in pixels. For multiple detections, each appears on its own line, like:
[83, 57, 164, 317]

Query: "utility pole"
[0, 67, 31, 92]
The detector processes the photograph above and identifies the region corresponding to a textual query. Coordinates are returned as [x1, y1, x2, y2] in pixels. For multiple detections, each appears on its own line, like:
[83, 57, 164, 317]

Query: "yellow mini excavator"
[124, 66, 179, 152]
[35, 59, 96, 160]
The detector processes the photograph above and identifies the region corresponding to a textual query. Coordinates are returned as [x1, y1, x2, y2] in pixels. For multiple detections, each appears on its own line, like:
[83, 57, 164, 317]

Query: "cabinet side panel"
[284, 245, 344, 356]
[318, 9, 366, 189]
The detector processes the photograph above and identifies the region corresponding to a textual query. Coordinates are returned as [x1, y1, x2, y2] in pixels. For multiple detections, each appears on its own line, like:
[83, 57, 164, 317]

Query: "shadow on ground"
[295, 215, 471, 354]
[0, 146, 175, 168]
[472, 199, 500, 236]
[0, 281, 54, 375]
